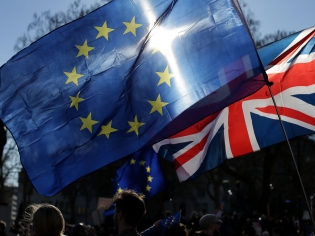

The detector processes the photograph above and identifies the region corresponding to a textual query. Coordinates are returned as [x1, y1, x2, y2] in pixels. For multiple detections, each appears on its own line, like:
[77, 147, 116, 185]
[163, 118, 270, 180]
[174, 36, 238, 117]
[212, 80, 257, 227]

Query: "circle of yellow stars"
[63, 15, 176, 138]
[116, 158, 154, 196]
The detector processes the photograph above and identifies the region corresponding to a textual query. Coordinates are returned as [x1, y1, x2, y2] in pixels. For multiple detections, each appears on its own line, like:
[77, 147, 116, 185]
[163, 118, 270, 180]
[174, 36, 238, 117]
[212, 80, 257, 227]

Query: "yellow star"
[75, 39, 95, 58]
[130, 159, 136, 165]
[147, 175, 153, 182]
[127, 115, 145, 136]
[156, 66, 174, 86]
[148, 94, 168, 115]
[139, 192, 145, 197]
[80, 112, 99, 133]
[64, 67, 83, 86]
[146, 166, 151, 173]
[98, 120, 118, 139]
[139, 160, 145, 166]
[152, 48, 161, 54]
[95, 21, 115, 40]
[123, 16, 142, 36]
[118, 187, 123, 193]
[69, 92, 84, 110]
[146, 185, 151, 192]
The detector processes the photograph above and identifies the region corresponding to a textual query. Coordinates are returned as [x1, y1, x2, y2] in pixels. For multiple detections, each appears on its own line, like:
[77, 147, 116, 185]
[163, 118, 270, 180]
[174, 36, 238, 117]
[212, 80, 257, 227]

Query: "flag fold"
[0, 0, 265, 195]
[154, 26, 315, 181]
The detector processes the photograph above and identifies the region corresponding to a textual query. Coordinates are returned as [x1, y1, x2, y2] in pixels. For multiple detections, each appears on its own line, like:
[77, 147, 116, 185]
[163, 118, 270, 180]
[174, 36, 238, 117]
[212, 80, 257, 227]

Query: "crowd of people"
[1, 189, 314, 236]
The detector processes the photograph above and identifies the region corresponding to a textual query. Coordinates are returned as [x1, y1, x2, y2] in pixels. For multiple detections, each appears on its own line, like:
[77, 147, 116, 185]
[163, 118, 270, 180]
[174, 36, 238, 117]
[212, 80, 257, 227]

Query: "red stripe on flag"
[228, 103, 254, 157]
[257, 106, 315, 125]
[174, 131, 211, 170]
[270, 30, 315, 65]
[244, 61, 315, 101]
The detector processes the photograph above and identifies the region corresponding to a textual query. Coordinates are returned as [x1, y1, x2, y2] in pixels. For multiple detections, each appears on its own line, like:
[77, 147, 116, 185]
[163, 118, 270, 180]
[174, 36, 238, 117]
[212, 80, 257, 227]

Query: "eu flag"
[104, 147, 166, 217]
[160, 211, 181, 235]
[112, 147, 167, 199]
[0, 0, 266, 195]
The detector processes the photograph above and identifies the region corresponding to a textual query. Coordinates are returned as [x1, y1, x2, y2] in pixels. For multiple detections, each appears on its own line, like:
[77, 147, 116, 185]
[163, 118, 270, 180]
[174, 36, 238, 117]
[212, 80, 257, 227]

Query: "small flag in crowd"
[160, 211, 181, 235]
[112, 147, 167, 199]
[104, 147, 166, 217]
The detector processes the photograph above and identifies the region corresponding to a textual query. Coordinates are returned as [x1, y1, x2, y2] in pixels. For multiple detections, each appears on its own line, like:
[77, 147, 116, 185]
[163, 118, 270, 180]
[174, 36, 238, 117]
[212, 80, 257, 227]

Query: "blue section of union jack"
[153, 26, 315, 181]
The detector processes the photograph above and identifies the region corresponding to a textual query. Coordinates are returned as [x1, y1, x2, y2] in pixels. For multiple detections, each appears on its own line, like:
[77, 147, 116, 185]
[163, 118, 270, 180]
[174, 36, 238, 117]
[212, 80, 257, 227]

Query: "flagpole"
[267, 82, 315, 230]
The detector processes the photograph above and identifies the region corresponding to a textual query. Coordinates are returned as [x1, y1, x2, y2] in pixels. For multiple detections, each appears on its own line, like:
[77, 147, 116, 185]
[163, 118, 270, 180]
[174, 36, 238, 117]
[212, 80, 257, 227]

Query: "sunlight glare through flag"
[0, 0, 266, 195]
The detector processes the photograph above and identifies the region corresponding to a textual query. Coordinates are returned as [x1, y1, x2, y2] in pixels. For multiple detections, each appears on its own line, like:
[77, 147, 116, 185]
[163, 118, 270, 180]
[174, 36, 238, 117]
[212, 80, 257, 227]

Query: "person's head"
[86, 225, 95, 236]
[164, 223, 188, 236]
[112, 189, 146, 232]
[199, 214, 222, 234]
[190, 211, 198, 220]
[242, 226, 256, 236]
[0, 221, 6, 231]
[26, 203, 65, 236]
[262, 231, 269, 236]
[73, 223, 88, 236]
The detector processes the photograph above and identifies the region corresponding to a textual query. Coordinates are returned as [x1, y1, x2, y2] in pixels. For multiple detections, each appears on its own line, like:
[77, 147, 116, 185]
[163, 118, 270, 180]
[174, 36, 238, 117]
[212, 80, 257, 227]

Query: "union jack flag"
[153, 26, 315, 181]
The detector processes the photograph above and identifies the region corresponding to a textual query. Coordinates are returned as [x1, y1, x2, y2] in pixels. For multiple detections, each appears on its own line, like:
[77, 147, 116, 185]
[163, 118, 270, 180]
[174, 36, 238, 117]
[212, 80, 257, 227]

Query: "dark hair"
[113, 189, 146, 227]
[0, 221, 6, 231]
[73, 223, 88, 236]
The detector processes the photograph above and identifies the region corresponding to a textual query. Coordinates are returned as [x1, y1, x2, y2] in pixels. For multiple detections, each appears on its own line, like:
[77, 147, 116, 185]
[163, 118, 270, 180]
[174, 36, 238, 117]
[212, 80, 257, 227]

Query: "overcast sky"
[0, 0, 314, 66]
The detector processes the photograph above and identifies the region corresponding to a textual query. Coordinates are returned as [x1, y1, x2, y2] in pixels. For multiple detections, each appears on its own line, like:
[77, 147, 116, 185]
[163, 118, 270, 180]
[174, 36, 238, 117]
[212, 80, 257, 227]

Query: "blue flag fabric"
[140, 211, 181, 236]
[0, 0, 266, 195]
[103, 204, 115, 217]
[153, 26, 315, 181]
[104, 147, 166, 217]
[112, 147, 167, 198]
[160, 211, 181, 235]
